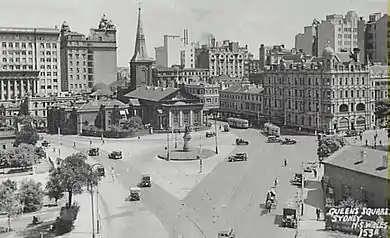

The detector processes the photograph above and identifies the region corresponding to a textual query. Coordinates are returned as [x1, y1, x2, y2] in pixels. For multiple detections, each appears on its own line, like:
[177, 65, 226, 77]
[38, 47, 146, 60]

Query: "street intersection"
[45, 122, 322, 238]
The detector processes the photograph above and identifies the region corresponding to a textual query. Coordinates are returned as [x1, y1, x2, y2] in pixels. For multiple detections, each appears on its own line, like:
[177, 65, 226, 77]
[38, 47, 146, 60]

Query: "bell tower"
[130, 6, 153, 91]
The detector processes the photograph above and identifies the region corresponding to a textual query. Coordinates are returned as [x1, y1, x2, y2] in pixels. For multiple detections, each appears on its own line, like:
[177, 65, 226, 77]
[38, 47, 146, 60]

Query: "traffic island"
[157, 148, 216, 161]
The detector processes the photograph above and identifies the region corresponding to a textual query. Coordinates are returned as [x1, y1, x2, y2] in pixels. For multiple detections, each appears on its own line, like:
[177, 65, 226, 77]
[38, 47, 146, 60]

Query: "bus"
[227, 118, 249, 129]
[264, 123, 280, 137]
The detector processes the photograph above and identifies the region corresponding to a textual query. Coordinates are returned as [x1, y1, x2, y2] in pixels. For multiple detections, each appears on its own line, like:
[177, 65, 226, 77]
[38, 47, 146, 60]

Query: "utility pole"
[199, 135, 203, 173]
[89, 182, 96, 238]
[166, 130, 170, 160]
[214, 113, 219, 154]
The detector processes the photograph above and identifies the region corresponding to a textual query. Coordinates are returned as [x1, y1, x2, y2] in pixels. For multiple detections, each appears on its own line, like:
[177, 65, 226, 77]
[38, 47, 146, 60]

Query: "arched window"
[339, 104, 348, 112]
[356, 103, 365, 111]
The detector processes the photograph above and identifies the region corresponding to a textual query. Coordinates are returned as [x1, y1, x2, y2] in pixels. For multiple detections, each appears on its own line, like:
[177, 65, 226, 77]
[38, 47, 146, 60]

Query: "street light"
[213, 112, 219, 154]
[88, 163, 104, 238]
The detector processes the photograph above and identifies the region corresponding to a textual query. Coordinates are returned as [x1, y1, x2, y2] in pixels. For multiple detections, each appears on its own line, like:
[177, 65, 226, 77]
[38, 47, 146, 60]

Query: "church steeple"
[131, 6, 151, 62]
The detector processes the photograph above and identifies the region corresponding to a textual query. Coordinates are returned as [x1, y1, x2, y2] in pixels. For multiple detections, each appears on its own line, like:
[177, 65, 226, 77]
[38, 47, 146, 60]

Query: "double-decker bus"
[264, 122, 280, 137]
[227, 117, 249, 129]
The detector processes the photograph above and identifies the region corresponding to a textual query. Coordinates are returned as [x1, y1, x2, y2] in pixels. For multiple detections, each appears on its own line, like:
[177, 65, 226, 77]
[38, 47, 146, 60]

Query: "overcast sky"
[1, 0, 386, 66]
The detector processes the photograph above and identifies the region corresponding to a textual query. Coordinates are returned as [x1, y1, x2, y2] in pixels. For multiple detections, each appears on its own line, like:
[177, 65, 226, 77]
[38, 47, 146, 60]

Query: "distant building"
[0, 131, 16, 150]
[117, 67, 130, 81]
[259, 44, 299, 69]
[262, 46, 374, 133]
[295, 11, 365, 60]
[153, 66, 209, 87]
[195, 39, 249, 77]
[183, 82, 219, 112]
[125, 85, 204, 130]
[60, 14, 117, 93]
[370, 64, 388, 101]
[322, 146, 388, 208]
[365, 13, 387, 65]
[219, 84, 264, 125]
[0, 27, 61, 97]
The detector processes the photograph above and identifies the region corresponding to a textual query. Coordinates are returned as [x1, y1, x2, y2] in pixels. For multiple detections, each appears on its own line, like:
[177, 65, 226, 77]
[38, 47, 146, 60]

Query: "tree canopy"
[0, 143, 41, 169]
[374, 100, 389, 121]
[0, 180, 23, 231]
[18, 179, 45, 213]
[111, 105, 121, 126]
[94, 105, 106, 130]
[15, 123, 39, 146]
[18, 97, 29, 116]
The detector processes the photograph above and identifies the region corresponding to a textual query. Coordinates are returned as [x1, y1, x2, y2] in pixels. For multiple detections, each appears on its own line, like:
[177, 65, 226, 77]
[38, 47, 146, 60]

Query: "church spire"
[131, 6, 151, 62]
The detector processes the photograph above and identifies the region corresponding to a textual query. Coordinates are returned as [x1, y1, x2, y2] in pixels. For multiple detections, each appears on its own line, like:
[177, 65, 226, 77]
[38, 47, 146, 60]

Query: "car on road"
[266, 136, 282, 143]
[88, 148, 100, 156]
[139, 174, 151, 187]
[129, 187, 140, 201]
[281, 207, 297, 228]
[304, 161, 317, 172]
[223, 124, 230, 132]
[218, 229, 235, 238]
[227, 152, 248, 162]
[206, 131, 216, 138]
[41, 140, 50, 147]
[280, 138, 297, 145]
[235, 138, 249, 145]
[108, 151, 122, 160]
[290, 173, 303, 186]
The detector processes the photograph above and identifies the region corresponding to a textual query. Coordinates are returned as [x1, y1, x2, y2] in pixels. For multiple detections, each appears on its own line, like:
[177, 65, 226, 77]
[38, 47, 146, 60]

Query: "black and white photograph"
[0, 0, 388, 237]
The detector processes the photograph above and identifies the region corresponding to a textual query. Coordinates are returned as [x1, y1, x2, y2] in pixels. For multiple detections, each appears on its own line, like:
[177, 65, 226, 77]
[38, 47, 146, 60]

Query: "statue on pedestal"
[182, 125, 192, 152]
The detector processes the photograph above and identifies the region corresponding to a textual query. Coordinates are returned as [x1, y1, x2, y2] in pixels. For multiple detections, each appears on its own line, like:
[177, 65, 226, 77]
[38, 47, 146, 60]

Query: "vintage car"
[345, 130, 358, 137]
[41, 140, 50, 147]
[88, 148, 100, 156]
[223, 124, 230, 132]
[235, 138, 249, 145]
[227, 152, 248, 162]
[265, 189, 277, 211]
[139, 174, 151, 187]
[108, 151, 123, 160]
[266, 136, 282, 143]
[129, 187, 140, 201]
[206, 131, 216, 138]
[304, 161, 317, 172]
[280, 138, 297, 145]
[291, 173, 303, 186]
[281, 207, 297, 228]
[218, 229, 235, 238]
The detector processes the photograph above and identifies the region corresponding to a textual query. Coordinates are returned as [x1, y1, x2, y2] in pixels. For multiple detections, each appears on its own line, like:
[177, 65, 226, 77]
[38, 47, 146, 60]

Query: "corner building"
[0, 27, 61, 97]
[263, 47, 374, 133]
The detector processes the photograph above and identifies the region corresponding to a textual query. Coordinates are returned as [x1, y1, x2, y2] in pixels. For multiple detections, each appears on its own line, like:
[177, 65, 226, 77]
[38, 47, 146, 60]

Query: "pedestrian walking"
[313, 169, 317, 178]
[111, 167, 116, 182]
[89, 140, 92, 146]
[359, 134, 362, 140]
[284, 157, 288, 167]
[274, 178, 278, 187]
[365, 139, 368, 146]
[380, 140, 382, 146]
[316, 208, 321, 221]
[73, 142, 76, 148]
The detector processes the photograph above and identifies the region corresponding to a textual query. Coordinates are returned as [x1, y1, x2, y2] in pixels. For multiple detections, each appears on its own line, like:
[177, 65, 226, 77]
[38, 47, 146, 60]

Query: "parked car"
[42, 140, 50, 147]
[108, 151, 122, 160]
[280, 138, 297, 145]
[206, 131, 216, 138]
[266, 136, 282, 143]
[235, 138, 249, 145]
[139, 174, 151, 187]
[88, 148, 100, 156]
[227, 152, 248, 162]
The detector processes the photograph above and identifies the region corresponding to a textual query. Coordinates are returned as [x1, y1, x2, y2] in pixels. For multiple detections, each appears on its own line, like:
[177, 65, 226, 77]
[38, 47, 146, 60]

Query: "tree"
[374, 100, 389, 123]
[32, 115, 45, 128]
[0, 104, 6, 128]
[15, 123, 39, 146]
[66, 108, 78, 134]
[111, 105, 121, 126]
[18, 97, 29, 116]
[47, 153, 93, 206]
[317, 144, 331, 160]
[6, 144, 40, 169]
[94, 105, 106, 130]
[0, 180, 22, 232]
[18, 179, 45, 213]
[46, 174, 64, 205]
[122, 116, 143, 130]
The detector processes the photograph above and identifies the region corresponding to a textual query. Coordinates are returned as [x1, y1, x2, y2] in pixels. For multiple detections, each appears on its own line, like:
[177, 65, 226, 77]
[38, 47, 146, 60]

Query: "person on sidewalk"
[111, 167, 116, 182]
[313, 169, 317, 178]
[90, 140, 93, 146]
[316, 207, 321, 221]
[283, 157, 288, 167]
[274, 178, 278, 187]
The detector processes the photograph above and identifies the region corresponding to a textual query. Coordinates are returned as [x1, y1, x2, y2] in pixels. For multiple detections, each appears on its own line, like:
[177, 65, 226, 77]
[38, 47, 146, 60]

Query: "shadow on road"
[274, 214, 282, 226]
[15, 220, 55, 238]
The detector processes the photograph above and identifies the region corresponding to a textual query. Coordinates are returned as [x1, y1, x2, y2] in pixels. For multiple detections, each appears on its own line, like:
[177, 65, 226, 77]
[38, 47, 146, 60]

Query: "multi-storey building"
[259, 44, 298, 69]
[262, 46, 374, 133]
[153, 66, 209, 87]
[184, 82, 219, 112]
[60, 15, 117, 93]
[365, 13, 387, 64]
[181, 42, 196, 68]
[219, 84, 264, 124]
[370, 64, 388, 101]
[295, 11, 365, 60]
[0, 27, 61, 97]
[195, 39, 249, 77]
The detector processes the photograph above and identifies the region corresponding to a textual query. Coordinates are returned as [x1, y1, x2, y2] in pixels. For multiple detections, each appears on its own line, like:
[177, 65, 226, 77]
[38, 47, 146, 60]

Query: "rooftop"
[0, 27, 60, 34]
[222, 84, 264, 94]
[322, 146, 388, 180]
[0, 131, 16, 139]
[370, 65, 388, 77]
[78, 98, 126, 112]
[125, 86, 178, 102]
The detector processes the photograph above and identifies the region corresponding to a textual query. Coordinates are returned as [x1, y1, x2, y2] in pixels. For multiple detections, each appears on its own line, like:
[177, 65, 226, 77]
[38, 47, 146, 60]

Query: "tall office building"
[295, 11, 365, 60]
[60, 14, 117, 93]
[365, 13, 388, 64]
[0, 27, 61, 98]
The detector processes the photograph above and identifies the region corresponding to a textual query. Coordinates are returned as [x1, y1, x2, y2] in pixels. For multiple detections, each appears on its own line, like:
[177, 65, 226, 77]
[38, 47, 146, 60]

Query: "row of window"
[69, 75, 87, 80]
[265, 88, 368, 99]
[2, 65, 33, 70]
[39, 71, 58, 76]
[1, 42, 58, 48]
[69, 84, 86, 89]
[171, 111, 201, 123]
[69, 67, 87, 73]
[220, 93, 262, 102]
[265, 76, 366, 86]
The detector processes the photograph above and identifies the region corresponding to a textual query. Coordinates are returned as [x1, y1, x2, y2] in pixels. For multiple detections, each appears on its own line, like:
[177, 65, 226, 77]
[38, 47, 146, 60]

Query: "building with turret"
[60, 15, 117, 94]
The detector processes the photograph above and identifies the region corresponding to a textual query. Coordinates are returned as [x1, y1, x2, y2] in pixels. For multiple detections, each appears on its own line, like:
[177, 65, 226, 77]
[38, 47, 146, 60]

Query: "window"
[8, 42, 13, 47]
[46, 43, 51, 48]
[2, 42, 6, 47]
[40, 43, 44, 48]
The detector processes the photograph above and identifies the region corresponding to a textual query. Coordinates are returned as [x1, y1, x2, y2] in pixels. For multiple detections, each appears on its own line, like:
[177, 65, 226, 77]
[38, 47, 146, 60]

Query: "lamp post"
[88, 163, 104, 237]
[166, 118, 170, 160]
[175, 128, 178, 149]
[213, 112, 219, 154]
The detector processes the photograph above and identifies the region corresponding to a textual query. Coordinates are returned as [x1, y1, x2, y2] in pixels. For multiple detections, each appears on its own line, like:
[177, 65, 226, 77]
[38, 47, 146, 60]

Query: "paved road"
[50, 135, 204, 238]
[183, 127, 318, 238]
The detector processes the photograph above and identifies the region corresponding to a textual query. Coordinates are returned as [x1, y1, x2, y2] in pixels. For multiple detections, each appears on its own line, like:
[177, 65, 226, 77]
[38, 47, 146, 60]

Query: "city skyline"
[1, 0, 386, 67]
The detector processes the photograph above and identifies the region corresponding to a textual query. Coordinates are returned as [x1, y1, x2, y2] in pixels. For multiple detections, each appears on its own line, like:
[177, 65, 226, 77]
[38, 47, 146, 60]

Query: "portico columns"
[21, 80, 24, 98]
[7, 80, 11, 100]
[168, 110, 172, 128]
[179, 110, 183, 127]
[200, 109, 204, 124]
[27, 80, 30, 95]
[190, 110, 193, 126]
[13, 80, 17, 98]
[0, 80, 4, 100]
